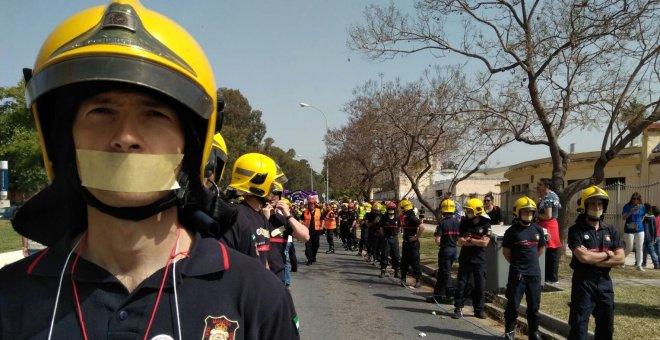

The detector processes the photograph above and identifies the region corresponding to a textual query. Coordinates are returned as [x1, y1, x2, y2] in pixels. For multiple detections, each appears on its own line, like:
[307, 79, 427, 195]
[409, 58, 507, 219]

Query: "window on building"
[436, 190, 443, 197]
[605, 177, 626, 186]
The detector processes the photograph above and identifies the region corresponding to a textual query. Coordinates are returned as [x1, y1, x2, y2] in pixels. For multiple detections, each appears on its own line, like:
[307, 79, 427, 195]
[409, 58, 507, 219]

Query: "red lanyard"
[70, 226, 184, 340]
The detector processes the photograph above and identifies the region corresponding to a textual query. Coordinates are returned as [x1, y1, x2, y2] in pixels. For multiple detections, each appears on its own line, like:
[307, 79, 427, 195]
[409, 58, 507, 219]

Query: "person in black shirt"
[453, 198, 491, 319]
[502, 197, 546, 340]
[366, 202, 383, 265]
[567, 186, 624, 340]
[426, 199, 460, 303]
[380, 202, 401, 278]
[399, 199, 425, 288]
[483, 192, 503, 225]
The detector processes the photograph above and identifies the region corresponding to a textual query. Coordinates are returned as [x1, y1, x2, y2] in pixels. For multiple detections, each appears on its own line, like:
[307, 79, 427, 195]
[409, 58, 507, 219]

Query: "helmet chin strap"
[79, 187, 179, 221]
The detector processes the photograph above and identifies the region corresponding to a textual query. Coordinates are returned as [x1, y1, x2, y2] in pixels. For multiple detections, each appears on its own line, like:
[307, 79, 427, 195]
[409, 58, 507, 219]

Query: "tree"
[349, 0, 660, 246]
[0, 81, 48, 199]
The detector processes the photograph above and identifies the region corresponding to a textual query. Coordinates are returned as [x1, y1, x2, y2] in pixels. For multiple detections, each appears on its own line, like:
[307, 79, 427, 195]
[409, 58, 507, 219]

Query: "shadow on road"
[373, 293, 425, 303]
[384, 305, 437, 314]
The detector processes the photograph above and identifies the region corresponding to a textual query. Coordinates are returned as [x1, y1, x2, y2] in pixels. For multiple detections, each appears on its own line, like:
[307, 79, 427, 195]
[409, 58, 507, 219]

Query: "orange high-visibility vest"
[324, 210, 337, 229]
[303, 208, 322, 231]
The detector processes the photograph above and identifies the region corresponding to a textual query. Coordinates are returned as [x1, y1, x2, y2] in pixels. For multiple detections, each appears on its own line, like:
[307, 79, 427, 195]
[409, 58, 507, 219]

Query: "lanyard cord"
[67, 226, 185, 340]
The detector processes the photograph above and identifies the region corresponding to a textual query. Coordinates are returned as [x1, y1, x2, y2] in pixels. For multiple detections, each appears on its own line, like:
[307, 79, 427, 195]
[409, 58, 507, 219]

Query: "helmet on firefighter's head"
[372, 202, 382, 212]
[228, 153, 279, 198]
[386, 201, 397, 210]
[26, 0, 217, 183]
[204, 133, 228, 184]
[307, 196, 318, 205]
[439, 199, 456, 214]
[363, 202, 372, 212]
[463, 198, 487, 218]
[281, 197, 291, 206]
[398, 199, 413, 212]
[513, 196, 537, 218]
[577, 185, 609, 213]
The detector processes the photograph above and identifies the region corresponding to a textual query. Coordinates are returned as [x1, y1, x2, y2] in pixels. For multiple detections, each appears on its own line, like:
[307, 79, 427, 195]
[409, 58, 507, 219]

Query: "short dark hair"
[538, 179, 552, 190]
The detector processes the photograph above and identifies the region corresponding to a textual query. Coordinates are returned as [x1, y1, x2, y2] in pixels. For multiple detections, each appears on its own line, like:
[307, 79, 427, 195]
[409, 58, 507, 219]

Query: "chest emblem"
[605, 235, 611, 242]
[203, 316, 240, 340]
[535, 233, 540, 240]
[476, 227, 483, 234]
[584, 234, 590, 240]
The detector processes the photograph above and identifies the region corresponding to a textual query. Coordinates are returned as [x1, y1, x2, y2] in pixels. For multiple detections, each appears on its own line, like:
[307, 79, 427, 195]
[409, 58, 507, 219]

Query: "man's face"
[72, 89, 184, 207]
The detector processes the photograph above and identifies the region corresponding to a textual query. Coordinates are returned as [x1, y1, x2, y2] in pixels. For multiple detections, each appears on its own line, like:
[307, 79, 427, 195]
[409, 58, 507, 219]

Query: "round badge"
[151, 335, 174, 340]
[584, 234, 590, 240]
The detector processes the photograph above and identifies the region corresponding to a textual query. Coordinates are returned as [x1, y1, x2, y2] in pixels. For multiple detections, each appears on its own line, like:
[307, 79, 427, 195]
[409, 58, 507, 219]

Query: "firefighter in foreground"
[567, 186, 624, 340]
[426, 199, 459, 303]
[0, 1, 299, 338]
[453, 198, 491, 319]
[399, 199, 424, 288]
[502, 197, 546, 340]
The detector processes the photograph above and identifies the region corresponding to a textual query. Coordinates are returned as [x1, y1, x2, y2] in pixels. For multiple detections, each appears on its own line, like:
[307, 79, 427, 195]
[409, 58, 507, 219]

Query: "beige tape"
[77, 149, 183, 192]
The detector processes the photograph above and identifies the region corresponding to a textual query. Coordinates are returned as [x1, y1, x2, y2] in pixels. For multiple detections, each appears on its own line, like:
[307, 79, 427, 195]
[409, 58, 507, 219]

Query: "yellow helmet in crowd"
[205, 133, 228, 183]
[439, 199, 456, 214]
[372, 202, 382, 212]
[399, 199, 414, 212]
[577, 185, 610, 213]
[363, 202, 372, 213]
[229, 153, 279, 198]
[463, 198, 487, 217]
[513, 196, 537, 218]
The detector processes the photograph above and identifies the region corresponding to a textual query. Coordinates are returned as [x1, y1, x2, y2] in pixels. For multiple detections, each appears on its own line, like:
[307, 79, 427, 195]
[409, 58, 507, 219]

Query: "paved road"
[288, 240, 501, 340]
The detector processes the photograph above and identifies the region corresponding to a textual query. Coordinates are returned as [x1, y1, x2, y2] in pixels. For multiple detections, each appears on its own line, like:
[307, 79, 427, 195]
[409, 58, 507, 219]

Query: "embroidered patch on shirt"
[202, 316, 240, 340]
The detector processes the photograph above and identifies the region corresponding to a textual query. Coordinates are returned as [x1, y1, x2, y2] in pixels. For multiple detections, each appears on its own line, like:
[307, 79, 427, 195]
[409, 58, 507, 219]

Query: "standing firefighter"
[303, 197, 322, 265]
[1, 1, 299, 338]
[453, 198, 491, 319]
[399, 199, 424, 288]
[427, 199, 459, 303]
[502, 197, 546, 340]
[567, 186, 624, 340]
[323, 203, 338, 254]
[380, 202, 401, 278]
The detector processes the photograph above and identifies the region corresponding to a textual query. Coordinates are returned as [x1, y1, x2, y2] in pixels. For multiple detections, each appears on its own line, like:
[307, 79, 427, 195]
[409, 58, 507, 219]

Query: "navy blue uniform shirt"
[434, 217, 460, 249]
[268, 213, 292, 281]
[0, 231, 299, 339]
[222, 202, 270, 265]
[380, 214, 400, 237]
[458, 218, 491, 264]
[568, 216, 624, 275]
[402, 213, 421, 239]
[502, 222, 546, 276]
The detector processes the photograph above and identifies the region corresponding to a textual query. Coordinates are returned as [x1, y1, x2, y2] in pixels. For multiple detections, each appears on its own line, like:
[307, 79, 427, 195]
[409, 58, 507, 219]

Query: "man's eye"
[89, 107, 113, 114]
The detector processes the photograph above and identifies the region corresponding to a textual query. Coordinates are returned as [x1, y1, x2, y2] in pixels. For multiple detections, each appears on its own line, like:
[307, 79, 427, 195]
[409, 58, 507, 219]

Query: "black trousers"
[545, 247, 560, 282]
[400, 239, 421, 279]
[454, 261, 486, 313]
[339, 224, 350, 246]
[305, 229, 320, 261]
[568, 273, 614, 340]
[433, 247, 456, 297]
[325, 228, 335, 251]
[504, 271, 541, 334]
[289, 243, 298, 271]
[358, 226, 368, 253]
[368, 229, 379, 257]
[380, 235, 400, 270]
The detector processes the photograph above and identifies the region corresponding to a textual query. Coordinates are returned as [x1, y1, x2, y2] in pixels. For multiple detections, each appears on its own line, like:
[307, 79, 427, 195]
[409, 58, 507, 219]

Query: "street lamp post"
[299, 102, 330, 202]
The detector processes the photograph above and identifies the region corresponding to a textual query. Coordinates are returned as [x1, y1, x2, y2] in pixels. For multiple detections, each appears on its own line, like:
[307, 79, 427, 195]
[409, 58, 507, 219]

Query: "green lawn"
[0, 219, 22, 252]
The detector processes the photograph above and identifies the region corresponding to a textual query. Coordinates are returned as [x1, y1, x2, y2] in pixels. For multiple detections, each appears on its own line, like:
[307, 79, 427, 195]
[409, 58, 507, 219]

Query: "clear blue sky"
[0, 0, 602, 172]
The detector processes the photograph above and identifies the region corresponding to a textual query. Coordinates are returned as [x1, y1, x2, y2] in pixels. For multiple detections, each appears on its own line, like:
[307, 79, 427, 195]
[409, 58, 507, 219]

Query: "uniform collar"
[27, 230, 229, 279]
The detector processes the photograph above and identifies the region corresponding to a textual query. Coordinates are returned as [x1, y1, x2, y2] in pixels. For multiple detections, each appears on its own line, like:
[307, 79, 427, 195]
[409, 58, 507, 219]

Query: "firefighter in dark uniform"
[303, 197, 322, 265]
[357, 202, 371, 256]
[367, 202, 383, 264]
[426, 199, 460, 303]
[379, 202, 401, 278]
[568, 186, 624, 340]
[453, 198, 491, 319]
[399, 199, 425, 288]
[502, 197, 546, 340]
[1, 1, 300, 337]
[339, 203, 358, 251]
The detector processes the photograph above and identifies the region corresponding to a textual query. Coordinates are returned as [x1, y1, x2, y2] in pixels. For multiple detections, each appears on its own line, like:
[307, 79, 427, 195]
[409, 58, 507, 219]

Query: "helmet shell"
[513, 196, 537, 218]
[439, 199, 456, 214]
[228, 153, 278, 198]
[577, 185, 609, 213]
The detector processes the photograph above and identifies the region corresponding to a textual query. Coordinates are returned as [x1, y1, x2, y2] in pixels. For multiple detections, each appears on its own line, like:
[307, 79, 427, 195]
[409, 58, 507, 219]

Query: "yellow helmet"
[463, 198, 486, 217]
[274, 163, 288, 184]
[577, 185, 609, 213]
[205, 133, 228, 183]
[228, 153, 279, 198]
[372, 202, 382, 212]
[399, 199, 414, 212]
[513, 196, 537, 218]
[281, 197, 292, 206]
[363, 202, 372, 212]
[25, 0, 217, 184]
[439, 199, 456, 214]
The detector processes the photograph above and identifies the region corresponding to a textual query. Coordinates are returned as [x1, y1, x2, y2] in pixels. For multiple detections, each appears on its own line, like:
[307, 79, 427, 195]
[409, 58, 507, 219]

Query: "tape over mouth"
[77, 149, 183, 192]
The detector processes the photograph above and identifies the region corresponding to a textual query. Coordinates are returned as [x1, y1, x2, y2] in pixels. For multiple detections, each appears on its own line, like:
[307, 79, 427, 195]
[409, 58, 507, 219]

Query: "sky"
[0, 0, 604, 172]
